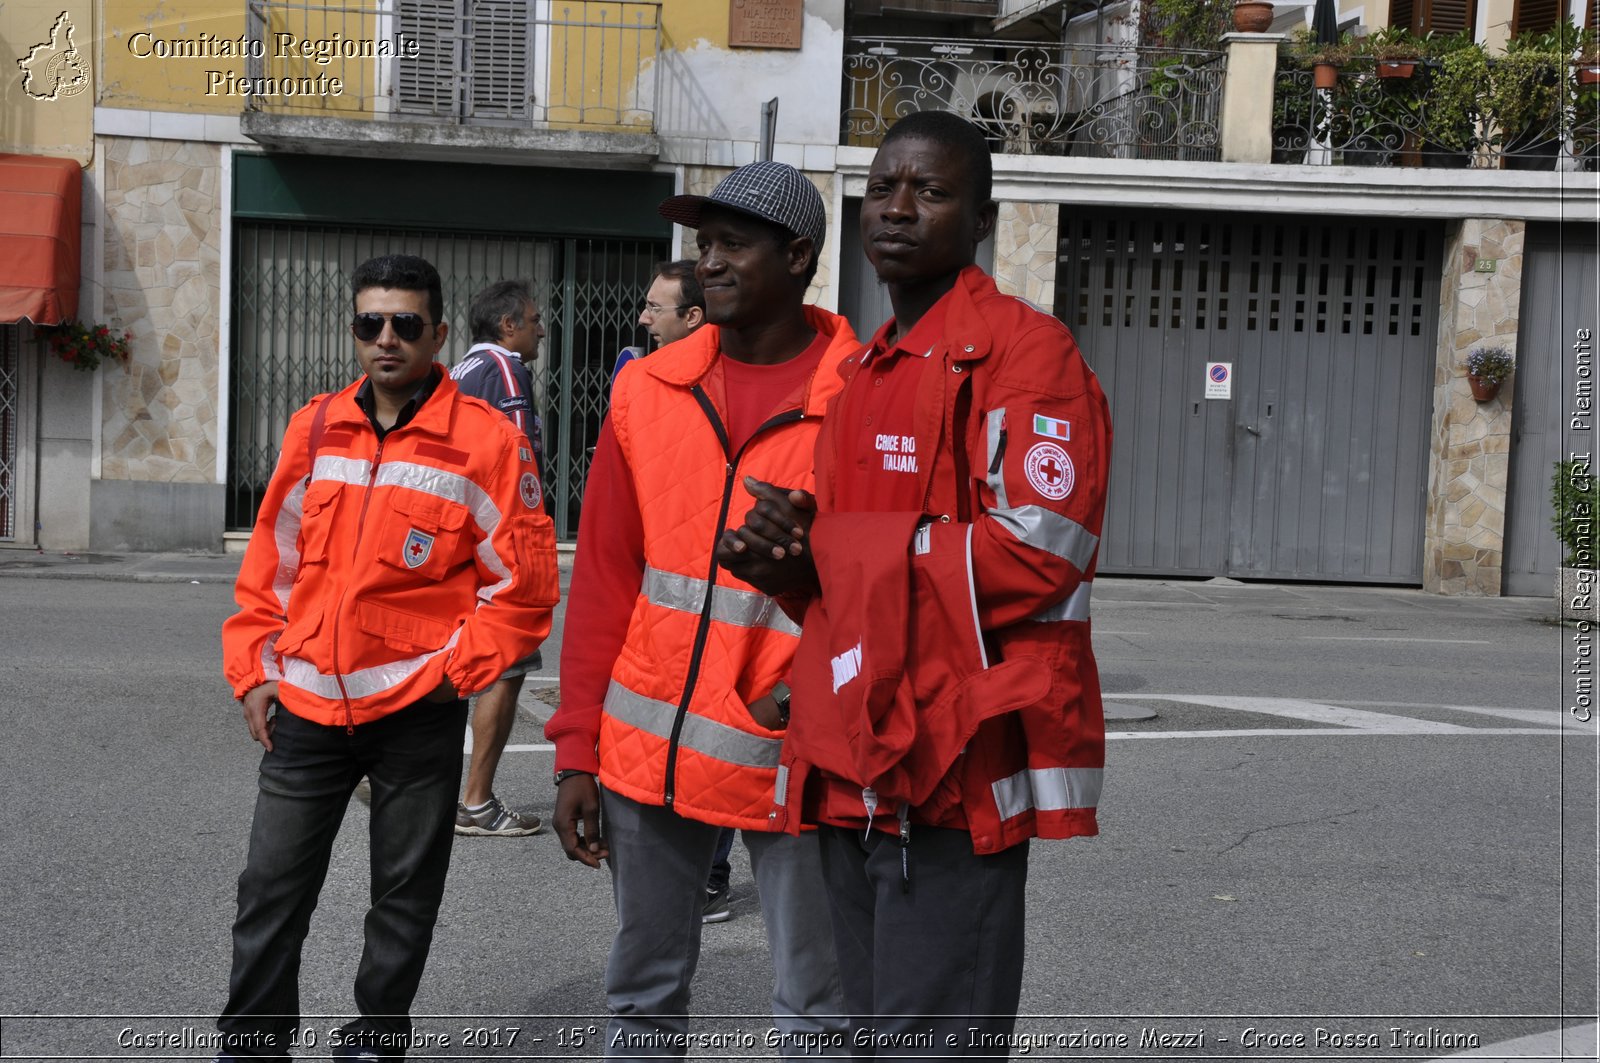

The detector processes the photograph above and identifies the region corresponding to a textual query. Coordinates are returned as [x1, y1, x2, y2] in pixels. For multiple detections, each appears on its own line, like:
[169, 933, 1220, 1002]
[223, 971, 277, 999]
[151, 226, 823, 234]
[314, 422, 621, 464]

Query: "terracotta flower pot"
[1313, 61, 1339, 90]
[1576, 63, 1600, 86]
[1232, 1, 1274, 32]
[1468, 374, 1501, 401]
[1376, 59, 1418, 79]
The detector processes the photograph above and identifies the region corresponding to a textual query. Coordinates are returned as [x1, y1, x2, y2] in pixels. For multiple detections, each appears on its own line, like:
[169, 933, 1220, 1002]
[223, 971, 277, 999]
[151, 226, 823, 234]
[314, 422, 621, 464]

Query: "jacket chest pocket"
[379, 491, 470, 580]
[296, 482, 343, 566]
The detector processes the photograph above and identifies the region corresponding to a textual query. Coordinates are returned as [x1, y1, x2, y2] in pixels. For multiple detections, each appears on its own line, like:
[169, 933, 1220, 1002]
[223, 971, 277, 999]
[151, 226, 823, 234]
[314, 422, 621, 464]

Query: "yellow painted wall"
[2, 0, 96, 163]
[663, 0, 732, 50]
[100, 0, 248, 114]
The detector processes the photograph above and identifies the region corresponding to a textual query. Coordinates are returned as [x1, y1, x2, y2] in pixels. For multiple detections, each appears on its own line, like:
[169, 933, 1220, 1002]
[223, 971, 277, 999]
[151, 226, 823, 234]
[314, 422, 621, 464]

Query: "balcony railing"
[1273, 57, 1598, 171]
[843, 37, 1226, 162]
[243, 0, 660, 131]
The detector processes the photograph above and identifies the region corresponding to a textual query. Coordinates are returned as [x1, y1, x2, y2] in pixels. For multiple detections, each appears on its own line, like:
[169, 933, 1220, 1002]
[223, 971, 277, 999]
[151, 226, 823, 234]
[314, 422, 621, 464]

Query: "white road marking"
[1112, 695, 1474, 732]
[1298, 636, 1494, 644]
[1109, 727, 1572, 739]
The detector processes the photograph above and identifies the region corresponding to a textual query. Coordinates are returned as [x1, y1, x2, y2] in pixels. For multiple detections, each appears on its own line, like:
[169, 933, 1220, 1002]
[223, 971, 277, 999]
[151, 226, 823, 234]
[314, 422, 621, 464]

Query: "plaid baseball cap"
[658, 162, 826, 252]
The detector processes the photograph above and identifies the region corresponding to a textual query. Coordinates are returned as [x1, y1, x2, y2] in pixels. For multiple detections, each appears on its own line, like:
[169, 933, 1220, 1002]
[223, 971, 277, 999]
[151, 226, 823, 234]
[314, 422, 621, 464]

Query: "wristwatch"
[553, 769, 593, 787]
[771, 681, 792, 727]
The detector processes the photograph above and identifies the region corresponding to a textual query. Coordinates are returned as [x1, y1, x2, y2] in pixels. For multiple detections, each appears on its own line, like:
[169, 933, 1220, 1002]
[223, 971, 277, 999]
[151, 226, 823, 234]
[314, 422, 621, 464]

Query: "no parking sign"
[1205, 362, 1232, 400]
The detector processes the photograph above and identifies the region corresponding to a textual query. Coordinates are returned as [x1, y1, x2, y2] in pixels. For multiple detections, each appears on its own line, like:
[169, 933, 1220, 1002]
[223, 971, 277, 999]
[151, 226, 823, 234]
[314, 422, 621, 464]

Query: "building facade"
[0, 0, 1594, 596]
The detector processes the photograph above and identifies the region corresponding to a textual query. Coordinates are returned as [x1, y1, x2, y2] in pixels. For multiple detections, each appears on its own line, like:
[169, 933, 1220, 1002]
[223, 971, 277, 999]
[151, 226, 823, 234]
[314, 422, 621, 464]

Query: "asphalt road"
[0, 570, 1593, 1061]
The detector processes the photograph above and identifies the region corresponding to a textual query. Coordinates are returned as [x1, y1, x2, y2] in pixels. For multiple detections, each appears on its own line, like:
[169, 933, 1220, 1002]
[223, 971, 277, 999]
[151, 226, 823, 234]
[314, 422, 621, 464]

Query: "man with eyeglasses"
[214, 254, 560, 1063]
[448, 279, 550, 838]
[612, 259, 705, 390]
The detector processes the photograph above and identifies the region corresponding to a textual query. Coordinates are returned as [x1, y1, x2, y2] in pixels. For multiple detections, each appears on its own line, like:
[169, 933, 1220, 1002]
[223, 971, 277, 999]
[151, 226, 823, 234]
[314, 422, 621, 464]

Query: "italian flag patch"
[1033, 414, 1071, 441]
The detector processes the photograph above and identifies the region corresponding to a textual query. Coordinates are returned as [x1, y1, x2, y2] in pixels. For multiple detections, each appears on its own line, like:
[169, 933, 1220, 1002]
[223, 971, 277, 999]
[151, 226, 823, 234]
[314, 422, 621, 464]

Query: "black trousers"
[217, 698, 468, 1060]
[816, 824, 1030, 1060]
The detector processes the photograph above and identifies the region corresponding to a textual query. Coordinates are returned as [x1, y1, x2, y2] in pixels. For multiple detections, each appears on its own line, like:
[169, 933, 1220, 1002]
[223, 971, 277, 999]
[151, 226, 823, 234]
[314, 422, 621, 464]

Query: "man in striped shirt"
[448, 280, 548, 836]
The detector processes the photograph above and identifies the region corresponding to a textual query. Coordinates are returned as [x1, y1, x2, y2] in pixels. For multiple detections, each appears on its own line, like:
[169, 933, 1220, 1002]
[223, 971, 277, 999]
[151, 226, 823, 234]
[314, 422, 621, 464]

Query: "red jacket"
[222, 368, 560, 728]
[773, 267, 1111, 854]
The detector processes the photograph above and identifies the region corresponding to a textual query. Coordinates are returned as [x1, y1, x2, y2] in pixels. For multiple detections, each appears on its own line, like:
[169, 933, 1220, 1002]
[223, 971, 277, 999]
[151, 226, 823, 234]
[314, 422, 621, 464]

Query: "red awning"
[0, 154, 82, 325]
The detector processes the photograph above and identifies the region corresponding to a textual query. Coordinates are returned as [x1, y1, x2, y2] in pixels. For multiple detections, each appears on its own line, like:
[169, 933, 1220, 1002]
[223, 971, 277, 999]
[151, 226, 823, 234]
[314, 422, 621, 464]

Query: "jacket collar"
[640, 304, 857, 417]
[941, 264, 1001, 365]
[324, 363, 459, 439]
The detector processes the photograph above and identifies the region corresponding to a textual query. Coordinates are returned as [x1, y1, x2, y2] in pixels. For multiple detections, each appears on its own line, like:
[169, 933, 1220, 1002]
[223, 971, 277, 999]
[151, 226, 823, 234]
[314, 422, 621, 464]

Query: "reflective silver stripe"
[1029, 581, 1093, 623]
[281, 627, 462, 702]
[991, 766, 1104, 820]
[643, 565, 801, 637]
[311, 454, 371, 489]
[271, 474, 309, 611]
[988, 505, 1099, 571]
[964, 525, 989, 670]
[604, 680, 783, 769]
[774, 764, 790, 806]
[985, 407, 1009, 511]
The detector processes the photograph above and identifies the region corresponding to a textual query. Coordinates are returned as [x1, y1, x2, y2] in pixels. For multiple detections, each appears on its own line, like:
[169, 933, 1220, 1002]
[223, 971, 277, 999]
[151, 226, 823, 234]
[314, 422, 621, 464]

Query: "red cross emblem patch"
[403, 527, 434, 568]
[519, 471, 543, 510]
[1023, 441, 1075, 501]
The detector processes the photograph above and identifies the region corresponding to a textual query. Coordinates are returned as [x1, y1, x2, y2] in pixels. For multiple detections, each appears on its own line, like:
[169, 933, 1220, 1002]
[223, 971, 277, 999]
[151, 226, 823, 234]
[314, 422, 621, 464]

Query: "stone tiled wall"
[677, 165, 836, 309]
[99, 137, 222, 484]
[1423, 219, 1524, 596]
[992, 201, 1059, 312]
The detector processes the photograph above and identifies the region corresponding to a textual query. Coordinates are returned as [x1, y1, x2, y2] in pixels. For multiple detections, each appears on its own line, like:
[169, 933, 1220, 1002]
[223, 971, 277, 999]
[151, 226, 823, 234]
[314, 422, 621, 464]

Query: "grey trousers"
[600, 787, 848, 1059]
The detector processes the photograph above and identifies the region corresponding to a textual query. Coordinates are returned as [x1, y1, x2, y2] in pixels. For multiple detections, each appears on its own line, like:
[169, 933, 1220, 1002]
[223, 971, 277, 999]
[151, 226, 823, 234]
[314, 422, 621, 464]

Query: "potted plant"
[1465, 345, 1513, 401]
[1364, 26, 1424, 78]
[1420, 32, 1488, 166]
[1574, 26, 1600, 84]
[38, 320, 132, 372]
[1287, 28, 1353, 89]
[1551, 459, 1599, 620]
[1486, 22, 1576, 169]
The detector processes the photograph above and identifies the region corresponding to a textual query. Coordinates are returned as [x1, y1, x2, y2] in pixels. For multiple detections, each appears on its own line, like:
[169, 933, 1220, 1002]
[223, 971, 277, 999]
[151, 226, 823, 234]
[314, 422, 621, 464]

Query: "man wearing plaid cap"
[548, 162, 854, 1058]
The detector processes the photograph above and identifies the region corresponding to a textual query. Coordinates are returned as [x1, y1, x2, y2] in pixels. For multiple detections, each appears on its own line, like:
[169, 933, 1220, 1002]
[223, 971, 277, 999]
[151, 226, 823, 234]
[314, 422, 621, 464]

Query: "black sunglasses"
[351, 312, 432, 342]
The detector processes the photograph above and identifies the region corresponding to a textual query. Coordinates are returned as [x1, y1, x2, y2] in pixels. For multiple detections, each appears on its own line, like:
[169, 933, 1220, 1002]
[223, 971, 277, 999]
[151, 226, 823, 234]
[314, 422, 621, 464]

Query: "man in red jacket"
[215, 254, 559, 1062]
[719, 112, 1112, 1054]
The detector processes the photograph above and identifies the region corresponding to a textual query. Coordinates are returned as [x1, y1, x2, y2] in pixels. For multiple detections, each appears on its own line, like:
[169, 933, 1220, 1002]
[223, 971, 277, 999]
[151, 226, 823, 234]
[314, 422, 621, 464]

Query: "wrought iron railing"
[243, 0, 660, 131]
[1272, 58, 1599, 170]
[842, 38, 1226, 161]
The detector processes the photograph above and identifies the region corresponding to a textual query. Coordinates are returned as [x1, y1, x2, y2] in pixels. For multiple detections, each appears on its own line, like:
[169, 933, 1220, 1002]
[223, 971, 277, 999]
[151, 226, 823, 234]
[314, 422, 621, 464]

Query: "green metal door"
[227, 222, 665, 537]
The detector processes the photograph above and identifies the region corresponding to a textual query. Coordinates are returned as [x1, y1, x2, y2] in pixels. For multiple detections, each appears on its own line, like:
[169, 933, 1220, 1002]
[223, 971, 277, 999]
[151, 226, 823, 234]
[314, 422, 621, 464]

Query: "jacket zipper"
[330, 435, 387, 734]
[662, 386, 804, 808]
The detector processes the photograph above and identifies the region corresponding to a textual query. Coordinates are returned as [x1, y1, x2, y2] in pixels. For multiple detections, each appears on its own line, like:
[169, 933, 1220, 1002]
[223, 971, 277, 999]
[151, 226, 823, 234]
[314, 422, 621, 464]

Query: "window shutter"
[1512, 0, 1563, 35]
[396, 0, 462, 116]
[466, 0, 535, 121]
[1395, 0, 1478, 35]
[1588, 0, 1599, 28]
[1421, 0, 1476, 34]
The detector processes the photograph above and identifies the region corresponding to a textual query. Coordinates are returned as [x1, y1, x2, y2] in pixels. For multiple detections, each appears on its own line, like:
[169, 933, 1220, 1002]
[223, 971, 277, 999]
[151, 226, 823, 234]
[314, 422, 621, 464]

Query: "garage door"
[1057, 210, 1441, 582]
[1504, 223, 1600, 596]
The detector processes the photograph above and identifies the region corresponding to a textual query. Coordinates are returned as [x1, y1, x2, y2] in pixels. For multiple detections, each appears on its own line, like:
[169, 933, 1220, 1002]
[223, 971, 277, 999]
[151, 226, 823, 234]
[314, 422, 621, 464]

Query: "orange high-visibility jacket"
[599, 307, 858, 830]
[222, 368, 560, 729]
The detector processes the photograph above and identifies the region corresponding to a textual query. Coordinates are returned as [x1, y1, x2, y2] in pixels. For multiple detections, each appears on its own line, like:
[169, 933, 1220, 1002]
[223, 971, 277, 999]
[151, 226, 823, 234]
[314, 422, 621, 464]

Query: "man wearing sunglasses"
[216, 254, 560, 1062]
[449, 280, 549, 838]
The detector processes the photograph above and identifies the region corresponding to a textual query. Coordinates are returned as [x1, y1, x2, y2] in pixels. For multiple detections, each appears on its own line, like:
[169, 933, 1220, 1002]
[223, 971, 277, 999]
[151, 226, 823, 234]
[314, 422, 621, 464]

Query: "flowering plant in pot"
[1465, 345, 1513, 400]
[39, 320, 132, 372]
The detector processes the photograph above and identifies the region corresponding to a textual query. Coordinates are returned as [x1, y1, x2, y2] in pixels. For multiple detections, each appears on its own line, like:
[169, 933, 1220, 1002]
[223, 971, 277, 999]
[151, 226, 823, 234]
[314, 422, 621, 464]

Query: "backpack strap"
[304, 393, 334, 485]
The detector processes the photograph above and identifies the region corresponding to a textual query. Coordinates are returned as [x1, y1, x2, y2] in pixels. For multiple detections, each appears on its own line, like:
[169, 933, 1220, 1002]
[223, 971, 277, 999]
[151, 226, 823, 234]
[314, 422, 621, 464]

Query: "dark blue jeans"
[217, 697, 469, 1060]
